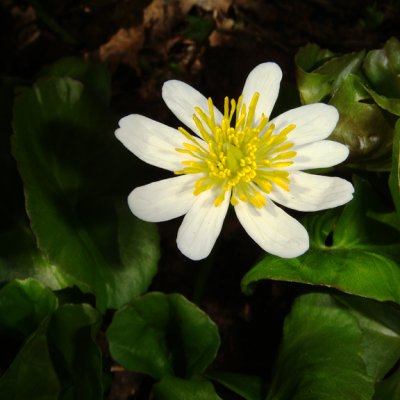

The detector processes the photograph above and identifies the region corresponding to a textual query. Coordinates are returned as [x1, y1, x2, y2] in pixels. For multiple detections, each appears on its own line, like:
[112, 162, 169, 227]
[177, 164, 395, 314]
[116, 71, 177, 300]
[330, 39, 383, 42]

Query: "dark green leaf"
[295, 43, 364, 103]
[0, 319, 61, 399]
[153, 377, 221, 400]
[374, 365, 400, 400]
[363, 37, 400, 99]
[182, 16, 214, 44]
[242, 177, 400, 304]
[0, 222, 68, 290]
[390, 119, 400, 216]
[0, 278, 57, 338]
[336, 295, 400, 381]
[329, 74, 393, 169]
[12, 78, 159, 310]
[265, 293, 374, 400]
[38, 57, 111, 105]
[207, 371, 263, 400]
[107, 292, 220, 380]
[47, 304, 103, 400]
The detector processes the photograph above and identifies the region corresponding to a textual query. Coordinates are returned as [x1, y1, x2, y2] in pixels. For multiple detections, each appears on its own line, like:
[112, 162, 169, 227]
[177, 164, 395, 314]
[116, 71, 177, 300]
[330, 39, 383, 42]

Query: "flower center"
[174, 92, 297, 208]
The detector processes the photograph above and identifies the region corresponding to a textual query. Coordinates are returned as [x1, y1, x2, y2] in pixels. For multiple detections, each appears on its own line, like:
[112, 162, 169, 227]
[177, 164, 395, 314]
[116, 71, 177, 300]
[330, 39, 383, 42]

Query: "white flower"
[115, 62, 354, 261]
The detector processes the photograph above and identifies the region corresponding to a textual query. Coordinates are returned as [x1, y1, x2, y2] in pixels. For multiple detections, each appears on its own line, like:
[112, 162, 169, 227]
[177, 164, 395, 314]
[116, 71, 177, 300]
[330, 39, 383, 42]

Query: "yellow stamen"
[174, 92, 297, 208]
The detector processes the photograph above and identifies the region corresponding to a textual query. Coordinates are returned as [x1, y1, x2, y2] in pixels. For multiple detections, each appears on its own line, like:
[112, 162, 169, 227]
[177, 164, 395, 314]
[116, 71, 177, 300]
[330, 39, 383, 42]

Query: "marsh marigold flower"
[116, 63, 354, 260]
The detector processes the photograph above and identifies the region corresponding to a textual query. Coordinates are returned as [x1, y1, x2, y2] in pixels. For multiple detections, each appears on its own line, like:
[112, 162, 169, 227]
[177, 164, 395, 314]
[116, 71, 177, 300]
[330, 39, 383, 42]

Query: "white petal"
[116, 114, 192, 171]
[162, 80, 223, 136]
[268, 103, 339, 146]
[268, 171, 354, 212]
[286, 140, 349, 170]
[177, 190, 230, 260]
[235, 200, 309, 258]
[241, 62, 282, 123]
[128, 174, 198, 222]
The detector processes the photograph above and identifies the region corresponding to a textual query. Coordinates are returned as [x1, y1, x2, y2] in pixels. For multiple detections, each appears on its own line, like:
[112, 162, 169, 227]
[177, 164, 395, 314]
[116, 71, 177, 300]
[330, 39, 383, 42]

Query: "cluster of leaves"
[296, 37, 400, 171]
[1, 36, 400, 399]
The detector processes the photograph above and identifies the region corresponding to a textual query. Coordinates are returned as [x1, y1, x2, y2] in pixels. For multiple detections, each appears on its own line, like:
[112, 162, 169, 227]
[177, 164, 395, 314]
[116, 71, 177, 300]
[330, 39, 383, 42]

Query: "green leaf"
[207, 371, 263, 400]
[107, 292, 220, 380]
[295, 43, 364, 103]
[47, 304, 103, 400]
[363, 37, 400, 99]
[360, 84, 400, 116]
[243, 249, 400, 302]
[336, 295, 400, 381]
[265, 293, 374, 400]
[12, 78, 159, 310]
[0, 222, 69, 290]
[0, 278, 57, 338]
[242, 177, 400, 304]
[0, 78, 67, 289]
[390, 119, 400, 216]
[374, 365, 400, 400]
[38, 57, 111, 105]
[295, 43, 335, 73]
[153, 377, 222, 400]
[0, 318, 61, 399]
[329, 74, 393, 169]
[182, 16, 214, 44]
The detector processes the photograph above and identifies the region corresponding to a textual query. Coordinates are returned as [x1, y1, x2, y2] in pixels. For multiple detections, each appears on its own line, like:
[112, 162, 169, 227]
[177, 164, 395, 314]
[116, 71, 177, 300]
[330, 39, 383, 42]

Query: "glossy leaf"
[0, 278, 57, 338]
[336, 295, 400, 381]
[12, 78, 159, 310]
[153, 376, 222, 400]
[295, 43, 364, 103]
[0, 319, 61, 399]
[390, 119, 400, 217]
[207, 371, 263, 400]
[265, 293, 374, 400]
[242, 177, 400, 305]
[329, 74, 393, 169]
[363, 37, 400, 99]
[360, 85, 400, 116]
[107, 292, 220, 380]
[47, 304, 103, 400]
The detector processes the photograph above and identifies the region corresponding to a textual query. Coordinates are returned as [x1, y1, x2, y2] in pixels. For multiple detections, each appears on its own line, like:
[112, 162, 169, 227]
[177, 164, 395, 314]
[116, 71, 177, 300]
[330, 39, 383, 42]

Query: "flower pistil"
[175, 92, 297, 208]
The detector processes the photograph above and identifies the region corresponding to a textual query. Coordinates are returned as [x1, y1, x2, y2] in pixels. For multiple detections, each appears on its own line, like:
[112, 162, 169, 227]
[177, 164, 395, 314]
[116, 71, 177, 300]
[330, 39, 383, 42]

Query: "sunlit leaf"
[107, 292, 220, 380]
[242, 177, 400, 304]
[265, 293, 374, 400]
[153, 376, 222, 400]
